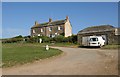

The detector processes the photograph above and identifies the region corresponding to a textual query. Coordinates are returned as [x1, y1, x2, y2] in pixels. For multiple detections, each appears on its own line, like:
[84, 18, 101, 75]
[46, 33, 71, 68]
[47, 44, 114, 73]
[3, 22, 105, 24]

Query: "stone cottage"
[77, 25, 120, 45]
[31, 16, 72, 38]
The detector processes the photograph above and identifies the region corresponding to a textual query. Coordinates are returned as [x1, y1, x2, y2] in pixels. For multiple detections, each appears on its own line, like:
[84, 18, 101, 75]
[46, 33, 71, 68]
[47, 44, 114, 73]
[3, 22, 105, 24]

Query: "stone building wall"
[31, 25, 65, 37]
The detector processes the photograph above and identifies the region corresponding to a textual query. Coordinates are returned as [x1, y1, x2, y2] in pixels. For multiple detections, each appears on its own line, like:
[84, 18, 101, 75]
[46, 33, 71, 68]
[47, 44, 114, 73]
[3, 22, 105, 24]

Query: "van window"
[90, 38, 98, 41]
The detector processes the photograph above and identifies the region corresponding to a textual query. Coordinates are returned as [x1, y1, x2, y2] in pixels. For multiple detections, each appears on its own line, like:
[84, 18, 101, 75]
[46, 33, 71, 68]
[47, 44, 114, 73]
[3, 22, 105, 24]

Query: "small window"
[115, 28, 120, 35]
[52, 35, 55, 37]
[49, 34, 52, 37]
[41, 28, 43, 32]
[33, 29, 35, 33]
[38, 34, 40, 36]
[55, 33, 57, 35]
[49, 27, 52, 31]
[58, 26, 62, 30]
[58, 26, 60, 30]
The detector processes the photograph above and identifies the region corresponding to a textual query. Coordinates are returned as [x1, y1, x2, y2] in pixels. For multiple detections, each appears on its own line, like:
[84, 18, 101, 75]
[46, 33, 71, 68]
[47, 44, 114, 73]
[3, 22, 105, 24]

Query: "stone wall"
[31, 25, 65, 37]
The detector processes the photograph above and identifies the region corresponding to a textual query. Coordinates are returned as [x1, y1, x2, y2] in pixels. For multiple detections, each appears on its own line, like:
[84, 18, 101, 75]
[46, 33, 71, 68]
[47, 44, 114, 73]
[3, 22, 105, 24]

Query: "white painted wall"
[64, 20, 72, 37]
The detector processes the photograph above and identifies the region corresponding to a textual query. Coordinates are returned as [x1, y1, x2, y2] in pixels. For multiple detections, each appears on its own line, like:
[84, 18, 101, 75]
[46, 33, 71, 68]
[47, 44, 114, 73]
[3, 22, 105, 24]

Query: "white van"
[82, 36, 105, 47]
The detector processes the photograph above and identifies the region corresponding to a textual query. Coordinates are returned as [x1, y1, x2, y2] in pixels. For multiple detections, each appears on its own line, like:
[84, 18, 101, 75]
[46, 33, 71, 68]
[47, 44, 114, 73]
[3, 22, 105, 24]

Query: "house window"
[55, 33, 57, 35]
[58, 26, 62, 30]
[49, 34, 55, 38]
[115, 28, 119, 35]
[49, 34, 52, 37]
[58, 26, 60, 30]
[52, 35, 55, 37]
[41, 28, 43, 32]
[38, 34, 41, 36]
[33, 29, 35, 33]
[49, 27, 52, 31]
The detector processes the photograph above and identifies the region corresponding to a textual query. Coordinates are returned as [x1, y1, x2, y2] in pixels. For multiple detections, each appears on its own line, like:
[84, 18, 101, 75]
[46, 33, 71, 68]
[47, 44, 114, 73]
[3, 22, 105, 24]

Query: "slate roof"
[31, 19, 66, 29]
[78, 25, 115, 34]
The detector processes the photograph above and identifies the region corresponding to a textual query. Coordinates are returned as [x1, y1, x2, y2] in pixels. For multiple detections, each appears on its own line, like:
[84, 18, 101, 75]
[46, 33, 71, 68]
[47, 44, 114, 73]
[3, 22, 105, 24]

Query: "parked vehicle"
[82, 36, 105, 47]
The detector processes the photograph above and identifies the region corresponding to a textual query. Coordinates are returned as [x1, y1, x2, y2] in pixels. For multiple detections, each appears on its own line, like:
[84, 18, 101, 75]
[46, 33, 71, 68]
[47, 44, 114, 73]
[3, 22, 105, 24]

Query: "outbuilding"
[77, 25, 120, 45]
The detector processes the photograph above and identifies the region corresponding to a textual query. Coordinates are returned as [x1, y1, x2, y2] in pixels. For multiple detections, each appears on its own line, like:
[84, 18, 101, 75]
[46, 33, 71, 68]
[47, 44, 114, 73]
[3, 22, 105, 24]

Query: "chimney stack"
[49, 18, 52, 22]
[66, 16, 69, 21]
[35, 21, 38, 25]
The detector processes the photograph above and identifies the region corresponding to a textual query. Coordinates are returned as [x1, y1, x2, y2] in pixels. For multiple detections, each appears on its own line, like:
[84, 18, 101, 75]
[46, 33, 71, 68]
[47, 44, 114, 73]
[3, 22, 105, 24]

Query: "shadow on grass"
[78, 45, 100, 49]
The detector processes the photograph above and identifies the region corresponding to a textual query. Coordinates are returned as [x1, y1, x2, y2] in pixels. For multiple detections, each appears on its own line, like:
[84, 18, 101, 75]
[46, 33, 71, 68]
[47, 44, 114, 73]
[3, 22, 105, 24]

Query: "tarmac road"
[3, 47, 118, 75]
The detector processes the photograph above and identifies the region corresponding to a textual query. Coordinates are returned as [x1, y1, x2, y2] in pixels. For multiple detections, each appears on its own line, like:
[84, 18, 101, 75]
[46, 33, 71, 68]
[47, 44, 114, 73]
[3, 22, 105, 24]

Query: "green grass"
[102, 45, 120, 49]
[2, 43, 62, 68]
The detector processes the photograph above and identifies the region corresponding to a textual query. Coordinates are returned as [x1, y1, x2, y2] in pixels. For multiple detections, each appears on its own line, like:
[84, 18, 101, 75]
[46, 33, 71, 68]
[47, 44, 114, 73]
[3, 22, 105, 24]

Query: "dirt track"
[3, 47, 118, 75]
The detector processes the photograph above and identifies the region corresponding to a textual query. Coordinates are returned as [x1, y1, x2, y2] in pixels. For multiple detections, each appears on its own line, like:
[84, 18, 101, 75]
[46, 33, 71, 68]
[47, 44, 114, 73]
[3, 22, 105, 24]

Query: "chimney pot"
[66, 16, 69, 20]
[49, 18, 52, 22]
[35, 21, 38, 25]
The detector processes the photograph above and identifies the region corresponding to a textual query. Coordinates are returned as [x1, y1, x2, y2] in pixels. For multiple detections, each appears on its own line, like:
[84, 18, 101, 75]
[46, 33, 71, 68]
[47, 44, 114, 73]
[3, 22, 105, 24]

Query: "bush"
[22, 34, 77, 44]
[2, 35, 24, 43]
[52, 35, 64, 43]
[71, 35, 77, 44]
[40, 36, 51, 43]
[2, 38, 23, 43]
[26, 36, 51, 43]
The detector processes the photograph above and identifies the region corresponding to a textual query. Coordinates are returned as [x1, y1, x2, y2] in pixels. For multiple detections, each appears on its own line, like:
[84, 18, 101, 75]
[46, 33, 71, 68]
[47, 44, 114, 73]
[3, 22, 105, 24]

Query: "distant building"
[77, 25, 120, 45]
[31, 16, 72, 37]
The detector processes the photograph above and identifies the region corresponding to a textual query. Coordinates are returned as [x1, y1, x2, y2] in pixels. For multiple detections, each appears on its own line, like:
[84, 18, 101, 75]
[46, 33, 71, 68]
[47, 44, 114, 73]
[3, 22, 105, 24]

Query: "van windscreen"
[90, 38, 98, 41]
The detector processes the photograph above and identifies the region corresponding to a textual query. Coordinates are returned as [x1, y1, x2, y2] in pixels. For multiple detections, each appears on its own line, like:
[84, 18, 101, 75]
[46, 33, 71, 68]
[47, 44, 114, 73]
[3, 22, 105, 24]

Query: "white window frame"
[33, 29, 35, 33]
[58, 26, 61, 30]
[38, 34, 41, 36]
[55, 33, 57, 35]
[115, 28, 119, 35]
[49, 27, 52, 31]
[41, 28, 43, 32]
[52, 35, 55, 37]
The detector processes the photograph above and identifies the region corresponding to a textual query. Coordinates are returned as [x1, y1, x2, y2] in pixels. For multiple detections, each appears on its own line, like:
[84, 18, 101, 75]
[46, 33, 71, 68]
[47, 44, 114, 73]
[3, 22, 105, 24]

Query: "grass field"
[2, 43, 63, 68]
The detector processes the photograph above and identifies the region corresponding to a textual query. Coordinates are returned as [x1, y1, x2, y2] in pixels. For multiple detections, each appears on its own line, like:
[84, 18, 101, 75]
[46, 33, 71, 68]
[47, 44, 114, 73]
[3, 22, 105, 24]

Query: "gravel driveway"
[3, 47, 118, 75]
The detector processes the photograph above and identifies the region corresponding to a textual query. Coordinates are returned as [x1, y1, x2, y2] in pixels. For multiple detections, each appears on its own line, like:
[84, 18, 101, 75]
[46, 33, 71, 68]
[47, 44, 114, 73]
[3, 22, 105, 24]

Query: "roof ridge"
[36, 19, 66, 25]
[31, 19, 66, 28]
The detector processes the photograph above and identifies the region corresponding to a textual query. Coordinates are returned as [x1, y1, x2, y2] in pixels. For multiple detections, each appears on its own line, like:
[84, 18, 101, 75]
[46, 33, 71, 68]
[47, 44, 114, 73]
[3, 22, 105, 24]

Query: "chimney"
[66, 16, 69, 21]
[35, 21, 38, 25]
[49, 18, 52, 22]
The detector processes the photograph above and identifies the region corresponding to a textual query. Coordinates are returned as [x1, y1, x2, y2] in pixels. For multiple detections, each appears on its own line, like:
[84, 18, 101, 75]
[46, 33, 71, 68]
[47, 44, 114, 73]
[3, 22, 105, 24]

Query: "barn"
[77, 25, 120, 45]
